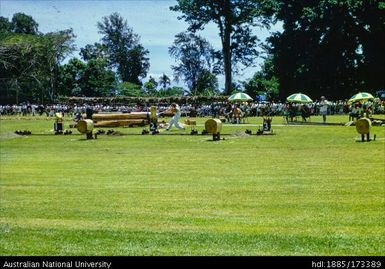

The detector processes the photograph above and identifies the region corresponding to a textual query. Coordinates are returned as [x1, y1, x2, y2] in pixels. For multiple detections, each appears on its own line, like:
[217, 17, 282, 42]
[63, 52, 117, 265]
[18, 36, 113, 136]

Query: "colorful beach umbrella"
[286, 93, 313, 103]
[348, 92, 374, 104]
[228, 92, 253, 102]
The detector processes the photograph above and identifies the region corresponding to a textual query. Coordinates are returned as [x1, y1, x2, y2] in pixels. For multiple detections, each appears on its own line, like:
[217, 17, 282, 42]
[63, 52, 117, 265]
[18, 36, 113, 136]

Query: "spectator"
[232, 104, 243, 124]
[349, 103, 360, 121]
[319, 96, 329, 124]
[300, 104, 310, 122]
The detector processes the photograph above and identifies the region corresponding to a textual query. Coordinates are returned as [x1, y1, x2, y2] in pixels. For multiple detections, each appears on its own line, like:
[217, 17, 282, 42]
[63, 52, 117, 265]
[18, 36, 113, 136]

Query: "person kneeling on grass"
[166, 103, 185, 131]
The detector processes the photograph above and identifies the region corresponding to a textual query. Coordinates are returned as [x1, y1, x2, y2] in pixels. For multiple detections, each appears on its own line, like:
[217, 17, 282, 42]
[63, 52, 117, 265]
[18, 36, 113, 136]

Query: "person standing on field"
[166, 103, 185, 131]
[319, 96, 329, 124]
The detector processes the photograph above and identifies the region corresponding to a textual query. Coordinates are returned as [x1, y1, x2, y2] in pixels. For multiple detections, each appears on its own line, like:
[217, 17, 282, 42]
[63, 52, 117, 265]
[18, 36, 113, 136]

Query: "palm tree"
[158, 73, 171, 89]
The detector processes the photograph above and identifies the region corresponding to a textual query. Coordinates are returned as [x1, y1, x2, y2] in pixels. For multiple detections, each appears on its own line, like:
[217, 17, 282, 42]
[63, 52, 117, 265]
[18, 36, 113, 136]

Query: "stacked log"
[92, 112, 149, 127]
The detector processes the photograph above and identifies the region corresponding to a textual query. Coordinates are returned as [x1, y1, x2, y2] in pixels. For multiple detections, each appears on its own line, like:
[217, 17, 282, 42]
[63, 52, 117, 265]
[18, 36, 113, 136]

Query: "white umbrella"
[228, 92, 253, 102]
[286, 93, 313, 103]
[348, 92, 374, 104]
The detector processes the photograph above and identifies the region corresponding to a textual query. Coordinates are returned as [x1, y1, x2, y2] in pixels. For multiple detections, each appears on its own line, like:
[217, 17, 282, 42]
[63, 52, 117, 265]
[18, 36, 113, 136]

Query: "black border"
[1, 256, 384, 269]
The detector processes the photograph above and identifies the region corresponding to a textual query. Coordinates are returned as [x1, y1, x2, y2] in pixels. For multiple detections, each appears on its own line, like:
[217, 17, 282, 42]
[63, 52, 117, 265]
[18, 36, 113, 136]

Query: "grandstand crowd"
[1, 99, 384, 119]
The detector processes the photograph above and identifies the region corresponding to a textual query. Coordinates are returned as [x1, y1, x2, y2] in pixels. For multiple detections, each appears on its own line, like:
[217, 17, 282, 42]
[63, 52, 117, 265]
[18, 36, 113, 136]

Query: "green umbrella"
[228, 92, 253, 102]
[286, 93, 313, 103]
[348, 92, 374, 104]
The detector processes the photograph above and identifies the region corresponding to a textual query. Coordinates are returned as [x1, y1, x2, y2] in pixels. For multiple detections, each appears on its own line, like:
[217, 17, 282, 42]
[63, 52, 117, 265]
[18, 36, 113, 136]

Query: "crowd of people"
[1, 99, 384, 123]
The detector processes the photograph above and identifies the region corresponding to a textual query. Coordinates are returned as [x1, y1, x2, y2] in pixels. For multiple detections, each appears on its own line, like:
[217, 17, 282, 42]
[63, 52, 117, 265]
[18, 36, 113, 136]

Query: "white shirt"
[319, 100, 328, 113]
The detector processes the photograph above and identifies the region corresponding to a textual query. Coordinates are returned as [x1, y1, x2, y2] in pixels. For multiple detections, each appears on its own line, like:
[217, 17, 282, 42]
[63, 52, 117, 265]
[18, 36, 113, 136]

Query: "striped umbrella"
[228, 92, 253, 102]
[348, 92, 374, 104]
[286, 93, 313, 103]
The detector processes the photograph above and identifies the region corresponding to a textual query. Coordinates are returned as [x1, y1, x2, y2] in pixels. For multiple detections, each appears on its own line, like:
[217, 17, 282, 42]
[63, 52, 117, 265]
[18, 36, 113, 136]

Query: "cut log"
[184, 119, 196, 126]
[94, 119, 148, 127]
[205, 118, 222, 134]
[77, 119, 94, 134]
[92, 112, 149, 121]
[356, 118, 371, 134]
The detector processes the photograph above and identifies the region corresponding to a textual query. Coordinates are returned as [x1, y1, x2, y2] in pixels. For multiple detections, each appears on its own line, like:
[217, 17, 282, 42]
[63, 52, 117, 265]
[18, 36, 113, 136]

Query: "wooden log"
[94, 119, 148, 127]
[370, 117, 385, 123]
[205, 118, 222, 134]
[356, 118, 371, 134]
[77, 119, 94, 134]
[184, 119, 196, 126]
[150, 106, 157, 120]
[92, 112, 149, 121]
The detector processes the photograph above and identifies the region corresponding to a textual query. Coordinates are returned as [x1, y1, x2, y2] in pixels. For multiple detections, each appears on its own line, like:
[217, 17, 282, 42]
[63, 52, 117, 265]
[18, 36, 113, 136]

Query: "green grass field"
[0, 115, 384, 255]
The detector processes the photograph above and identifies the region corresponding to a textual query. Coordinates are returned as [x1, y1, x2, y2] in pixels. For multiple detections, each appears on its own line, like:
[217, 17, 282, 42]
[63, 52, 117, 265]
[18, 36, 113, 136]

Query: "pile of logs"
[92, 112, 150, 127]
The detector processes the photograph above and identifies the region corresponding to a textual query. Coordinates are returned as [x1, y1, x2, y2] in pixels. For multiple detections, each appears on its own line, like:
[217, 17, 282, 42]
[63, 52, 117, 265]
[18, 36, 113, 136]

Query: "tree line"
[1, 0, 384, 104]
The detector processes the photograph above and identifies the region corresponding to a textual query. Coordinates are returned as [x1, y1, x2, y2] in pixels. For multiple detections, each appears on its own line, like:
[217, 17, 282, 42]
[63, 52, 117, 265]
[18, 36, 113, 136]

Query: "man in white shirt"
[166, 103, 185, 131]
[319, 96, 329, 124]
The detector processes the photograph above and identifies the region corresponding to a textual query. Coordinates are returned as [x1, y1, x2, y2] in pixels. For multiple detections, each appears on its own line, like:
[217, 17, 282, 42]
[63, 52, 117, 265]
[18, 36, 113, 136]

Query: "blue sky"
[1, 0, 281, 89]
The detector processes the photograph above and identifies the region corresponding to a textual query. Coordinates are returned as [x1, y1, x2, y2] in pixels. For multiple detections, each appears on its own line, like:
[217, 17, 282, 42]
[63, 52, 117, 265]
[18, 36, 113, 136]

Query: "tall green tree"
[97, 12, 150, 85]
[355, 1, 385, 92]
[81, 58, 116, 97]
[0, 13, 75, 103]
[116, 81, 144, 97]
[242, 56, 279, 101]
[169, 32, 219, 95]
[268, 0, 385, 100]
[158, 86, 185, 97]
[58, 57, 116, 97]
[0, 13, 40, 102]
[57, 58, 86, 96]
[171, 0, 274, 94]
[158, 73, 171, 89]
[0, 17, 12, 33]
[41, 29, 76, 101]
[0, 35, 41, 103]
[143, 76, 158, 96]
[0, 30, 75, 102]
[80, 42, 108, 62]
[11, 13, 39, 35]
[195, 69, 219, 96]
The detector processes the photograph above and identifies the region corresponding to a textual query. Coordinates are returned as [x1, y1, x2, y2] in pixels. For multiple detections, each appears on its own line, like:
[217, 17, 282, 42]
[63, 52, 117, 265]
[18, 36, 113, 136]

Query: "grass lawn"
[0, 115, 384, 255]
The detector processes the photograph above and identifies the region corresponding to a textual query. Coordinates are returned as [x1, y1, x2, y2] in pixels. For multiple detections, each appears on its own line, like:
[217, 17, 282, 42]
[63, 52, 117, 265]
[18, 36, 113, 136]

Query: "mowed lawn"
[0, 115, 384, 255]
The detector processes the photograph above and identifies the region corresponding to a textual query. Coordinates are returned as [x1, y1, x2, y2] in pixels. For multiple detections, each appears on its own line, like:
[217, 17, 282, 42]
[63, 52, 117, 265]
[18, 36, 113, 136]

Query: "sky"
[0, 0, 282, 90]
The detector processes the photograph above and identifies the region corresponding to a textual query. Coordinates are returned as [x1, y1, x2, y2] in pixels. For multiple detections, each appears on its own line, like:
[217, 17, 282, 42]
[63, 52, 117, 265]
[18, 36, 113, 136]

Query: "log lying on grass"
[92, 112, 149, 121]
[92, 112, 150, 127]
[94, 119, 148, 127]
[184, 119, 196, 126]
